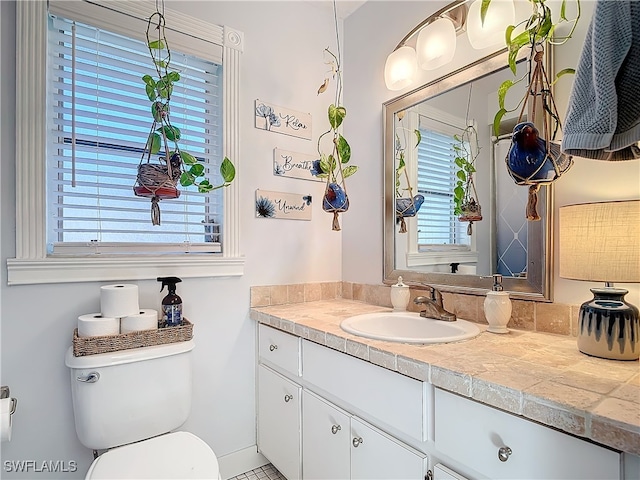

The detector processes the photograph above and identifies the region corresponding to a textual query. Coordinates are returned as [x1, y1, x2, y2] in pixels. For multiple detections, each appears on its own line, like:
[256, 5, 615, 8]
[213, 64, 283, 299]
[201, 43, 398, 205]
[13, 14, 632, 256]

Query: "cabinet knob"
[352, 437, 363, 448]
[498, 446, 512, 462]
[284, 394, 293, 403]
[331, 424, 341, 434]
[269, 344, 278, 351]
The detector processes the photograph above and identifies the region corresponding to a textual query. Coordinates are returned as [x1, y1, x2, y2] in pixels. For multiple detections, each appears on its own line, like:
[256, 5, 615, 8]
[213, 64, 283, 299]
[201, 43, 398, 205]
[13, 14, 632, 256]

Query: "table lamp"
[559, 200, 640, 361]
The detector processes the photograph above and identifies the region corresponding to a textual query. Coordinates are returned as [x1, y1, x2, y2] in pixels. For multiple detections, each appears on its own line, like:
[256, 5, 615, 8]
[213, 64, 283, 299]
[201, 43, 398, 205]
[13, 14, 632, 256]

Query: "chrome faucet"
[414, 286, 456, 322]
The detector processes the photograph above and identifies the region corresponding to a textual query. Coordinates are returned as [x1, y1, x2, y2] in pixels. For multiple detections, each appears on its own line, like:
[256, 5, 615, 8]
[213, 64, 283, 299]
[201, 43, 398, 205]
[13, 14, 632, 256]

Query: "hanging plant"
[133, 7, 235, 225]
[394, 117, 424, 234]
[312, 8, 358, 231]
[453, 124, 482, 235]
[483, 0, 579, 220]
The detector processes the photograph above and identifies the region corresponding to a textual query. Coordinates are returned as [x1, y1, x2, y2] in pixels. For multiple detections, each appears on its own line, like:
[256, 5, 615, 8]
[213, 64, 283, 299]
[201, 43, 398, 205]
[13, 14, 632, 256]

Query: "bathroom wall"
[342, 0, 640, 307]
[0, 1, 343, 478]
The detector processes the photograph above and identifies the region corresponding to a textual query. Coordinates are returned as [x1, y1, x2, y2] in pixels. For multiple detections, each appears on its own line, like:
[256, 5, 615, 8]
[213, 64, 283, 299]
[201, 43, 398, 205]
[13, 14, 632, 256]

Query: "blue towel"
[561, 0, 640, 161]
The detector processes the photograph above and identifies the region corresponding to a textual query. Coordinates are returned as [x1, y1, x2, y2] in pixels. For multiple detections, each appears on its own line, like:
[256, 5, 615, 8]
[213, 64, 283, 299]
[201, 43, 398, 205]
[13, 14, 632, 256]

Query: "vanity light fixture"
[383, 0, 514, 91]
[416, 17, 457, 70]
[466, 0, 515, 50]
[559, 200, 640, 361]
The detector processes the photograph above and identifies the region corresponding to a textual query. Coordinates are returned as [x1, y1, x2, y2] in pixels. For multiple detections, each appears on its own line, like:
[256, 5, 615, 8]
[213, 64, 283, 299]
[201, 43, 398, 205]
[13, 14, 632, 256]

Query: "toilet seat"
[85, 431, 220, 479]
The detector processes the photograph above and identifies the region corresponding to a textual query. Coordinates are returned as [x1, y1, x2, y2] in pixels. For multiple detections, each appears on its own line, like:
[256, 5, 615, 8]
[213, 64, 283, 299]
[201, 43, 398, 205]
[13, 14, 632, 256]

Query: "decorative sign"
[273, 148, 322, 182]
[255, 99, 312, 140]
[255, 189, 312, 221]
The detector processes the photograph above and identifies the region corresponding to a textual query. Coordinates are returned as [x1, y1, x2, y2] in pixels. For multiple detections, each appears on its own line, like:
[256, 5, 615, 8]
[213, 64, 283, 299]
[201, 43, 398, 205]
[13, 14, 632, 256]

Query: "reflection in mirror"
[384, 51, 553, 300]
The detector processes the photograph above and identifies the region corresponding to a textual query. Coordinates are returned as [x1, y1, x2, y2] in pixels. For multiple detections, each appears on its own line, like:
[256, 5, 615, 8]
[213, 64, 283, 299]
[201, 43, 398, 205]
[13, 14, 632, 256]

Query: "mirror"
[384, 50, 553, 300]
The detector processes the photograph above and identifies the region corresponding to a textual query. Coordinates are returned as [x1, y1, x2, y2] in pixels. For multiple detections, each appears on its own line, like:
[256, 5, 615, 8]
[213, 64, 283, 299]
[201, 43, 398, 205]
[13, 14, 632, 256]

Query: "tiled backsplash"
[250, 282, 579, 337]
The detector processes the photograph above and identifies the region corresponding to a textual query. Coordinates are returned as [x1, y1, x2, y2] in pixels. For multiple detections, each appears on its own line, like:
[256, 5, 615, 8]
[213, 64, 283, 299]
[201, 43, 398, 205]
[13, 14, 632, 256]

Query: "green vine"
[395, 126, 421, 198]
[315, 48, 358, 182]
[142, 11, 235, 193]
[452, 126, 480, 216]
[482, 0, 581, 136]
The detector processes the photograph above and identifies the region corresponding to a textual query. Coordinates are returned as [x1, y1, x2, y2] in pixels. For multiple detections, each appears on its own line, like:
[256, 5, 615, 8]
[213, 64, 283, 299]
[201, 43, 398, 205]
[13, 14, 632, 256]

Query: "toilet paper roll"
[77, 313, 120, 338]
[120, 309, 158, 334]
[100, 284, 139, 318]
[1, 398, 14, 442]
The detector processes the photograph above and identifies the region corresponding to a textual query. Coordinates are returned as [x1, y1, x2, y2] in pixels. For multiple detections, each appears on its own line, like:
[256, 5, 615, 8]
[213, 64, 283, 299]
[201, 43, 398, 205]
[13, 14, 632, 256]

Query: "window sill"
[406, 250, 478, 268]
[6, 255, 245, 285]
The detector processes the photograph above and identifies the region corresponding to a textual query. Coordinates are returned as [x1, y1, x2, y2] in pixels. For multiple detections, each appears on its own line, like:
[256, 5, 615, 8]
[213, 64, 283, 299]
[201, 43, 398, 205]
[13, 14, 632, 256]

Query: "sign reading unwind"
[255, 189, 312, 220]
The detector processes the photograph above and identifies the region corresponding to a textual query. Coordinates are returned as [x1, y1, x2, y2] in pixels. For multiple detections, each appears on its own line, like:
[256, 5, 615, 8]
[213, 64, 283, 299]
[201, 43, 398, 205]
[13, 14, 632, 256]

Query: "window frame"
[404, 108, 478, 269]
[8, 0, 244, 285]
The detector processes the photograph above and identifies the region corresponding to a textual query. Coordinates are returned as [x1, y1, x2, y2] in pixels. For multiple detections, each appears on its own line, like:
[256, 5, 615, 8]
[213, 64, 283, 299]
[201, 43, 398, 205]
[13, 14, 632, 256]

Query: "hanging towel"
[561, 0, 640, 161]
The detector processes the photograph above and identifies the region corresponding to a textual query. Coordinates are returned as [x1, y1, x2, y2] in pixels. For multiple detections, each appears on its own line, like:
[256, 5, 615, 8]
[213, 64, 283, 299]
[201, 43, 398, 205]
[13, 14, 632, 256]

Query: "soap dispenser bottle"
[390, 276, 410, 311]
[484, 274, 512, 334]
[157, 276, 183, 327]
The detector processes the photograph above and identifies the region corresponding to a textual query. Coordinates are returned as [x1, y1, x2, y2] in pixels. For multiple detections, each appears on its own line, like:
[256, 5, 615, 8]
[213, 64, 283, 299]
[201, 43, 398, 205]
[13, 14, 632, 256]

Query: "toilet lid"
[85, 431, 219, 479]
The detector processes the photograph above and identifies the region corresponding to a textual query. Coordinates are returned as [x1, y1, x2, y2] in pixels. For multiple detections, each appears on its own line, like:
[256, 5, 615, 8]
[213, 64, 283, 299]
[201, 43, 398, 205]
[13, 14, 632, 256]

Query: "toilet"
[65, 340, 220, 479]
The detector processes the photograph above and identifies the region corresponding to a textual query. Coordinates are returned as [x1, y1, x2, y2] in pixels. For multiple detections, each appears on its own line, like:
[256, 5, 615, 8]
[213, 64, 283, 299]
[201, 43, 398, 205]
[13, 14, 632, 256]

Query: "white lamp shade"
[384, 46, 417, 91]
[467, 0, 515, 50]
[559, 200, 640, 283]
[416, 17, 456, 71]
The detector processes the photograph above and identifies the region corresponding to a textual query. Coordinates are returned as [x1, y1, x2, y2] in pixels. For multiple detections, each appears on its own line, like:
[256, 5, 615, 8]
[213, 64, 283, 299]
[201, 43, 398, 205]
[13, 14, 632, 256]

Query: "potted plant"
[487, 0, 581, 136]
[453, 125, 482, 234]
[313, 46, 358, 231]
[394, 122, 424, 234]
[481, 0, 579, 220]
[134, 9, 235, 225]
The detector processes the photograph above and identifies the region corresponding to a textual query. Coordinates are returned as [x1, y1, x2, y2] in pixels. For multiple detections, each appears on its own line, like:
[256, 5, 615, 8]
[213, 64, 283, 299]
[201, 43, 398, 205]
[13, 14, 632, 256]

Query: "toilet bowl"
[65, 340, 220, 479]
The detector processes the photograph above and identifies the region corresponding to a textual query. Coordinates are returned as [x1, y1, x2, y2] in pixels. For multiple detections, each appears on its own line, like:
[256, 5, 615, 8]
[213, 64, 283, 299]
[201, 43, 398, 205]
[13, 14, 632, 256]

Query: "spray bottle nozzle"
[157, 276, 182, 292]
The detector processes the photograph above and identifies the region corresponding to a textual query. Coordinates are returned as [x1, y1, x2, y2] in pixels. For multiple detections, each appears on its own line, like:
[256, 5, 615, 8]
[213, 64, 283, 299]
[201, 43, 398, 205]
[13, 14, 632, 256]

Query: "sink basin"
[340, 311, 481, 344]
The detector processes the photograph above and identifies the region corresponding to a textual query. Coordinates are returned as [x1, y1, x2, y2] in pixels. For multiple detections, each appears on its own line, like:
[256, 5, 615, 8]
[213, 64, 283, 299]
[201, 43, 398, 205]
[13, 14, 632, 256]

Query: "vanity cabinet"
[435, 388, 620, 480]
[302, 390, 427, 480]
[257, 323, 622, 480]
[257, 324, 427, 480]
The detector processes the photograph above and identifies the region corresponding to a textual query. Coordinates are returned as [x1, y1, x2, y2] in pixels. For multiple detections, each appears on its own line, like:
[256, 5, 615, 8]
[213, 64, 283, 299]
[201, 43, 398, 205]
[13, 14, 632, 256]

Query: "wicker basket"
[72, 319, 193, 357]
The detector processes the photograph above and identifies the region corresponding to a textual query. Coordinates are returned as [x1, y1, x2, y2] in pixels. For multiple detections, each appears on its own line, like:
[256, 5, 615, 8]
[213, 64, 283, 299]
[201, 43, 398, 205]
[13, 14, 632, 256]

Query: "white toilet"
[65, 340, 220, 479]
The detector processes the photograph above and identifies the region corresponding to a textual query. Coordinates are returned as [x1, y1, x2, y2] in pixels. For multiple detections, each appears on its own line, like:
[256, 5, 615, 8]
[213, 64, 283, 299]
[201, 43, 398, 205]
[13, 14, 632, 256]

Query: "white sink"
[340, 311, 481, 344]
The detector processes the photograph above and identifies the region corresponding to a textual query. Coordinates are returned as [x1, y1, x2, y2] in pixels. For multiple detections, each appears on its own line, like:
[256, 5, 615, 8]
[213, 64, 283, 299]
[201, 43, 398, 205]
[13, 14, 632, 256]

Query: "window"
[416, 115, 471, 249]
[48, 16, 223, 254]
[8, 0, 243, 285]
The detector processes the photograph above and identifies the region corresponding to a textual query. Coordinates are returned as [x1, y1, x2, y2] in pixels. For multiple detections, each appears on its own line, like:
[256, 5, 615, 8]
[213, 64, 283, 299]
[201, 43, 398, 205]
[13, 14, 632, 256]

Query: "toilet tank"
[65, 340, 195, 450]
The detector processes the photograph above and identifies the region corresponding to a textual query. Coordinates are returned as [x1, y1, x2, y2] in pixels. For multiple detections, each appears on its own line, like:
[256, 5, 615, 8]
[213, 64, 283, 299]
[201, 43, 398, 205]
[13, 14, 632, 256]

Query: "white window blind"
[416, 116, 470, 248]
[47, 14, 224, 255]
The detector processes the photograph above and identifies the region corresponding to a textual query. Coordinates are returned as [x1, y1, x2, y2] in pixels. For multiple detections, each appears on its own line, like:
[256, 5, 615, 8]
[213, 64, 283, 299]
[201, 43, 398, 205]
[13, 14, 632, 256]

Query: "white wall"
[0, 1, 342, 478]
[342, 0, 640, 307]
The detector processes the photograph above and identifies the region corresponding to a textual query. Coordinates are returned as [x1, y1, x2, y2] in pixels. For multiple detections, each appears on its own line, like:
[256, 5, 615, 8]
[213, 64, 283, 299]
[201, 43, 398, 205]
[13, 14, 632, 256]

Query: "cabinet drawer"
[259, 324, 301, 376]
[435, 388, 620, 480]
[302, 340, 426, 442]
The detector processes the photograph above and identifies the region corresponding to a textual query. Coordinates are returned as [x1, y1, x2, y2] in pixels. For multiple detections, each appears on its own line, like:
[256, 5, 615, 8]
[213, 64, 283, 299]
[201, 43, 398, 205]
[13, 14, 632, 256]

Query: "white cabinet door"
[257, 365, 301, 480]
[350, 417, 427, 480]
[302, 390, 351, 480]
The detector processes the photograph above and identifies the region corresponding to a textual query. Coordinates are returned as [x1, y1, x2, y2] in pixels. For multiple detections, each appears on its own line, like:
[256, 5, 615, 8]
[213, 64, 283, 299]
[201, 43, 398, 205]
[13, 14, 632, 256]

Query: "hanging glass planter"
[315, 26, 358, 231]
[505, 46, 573, 220]
[394, 126, 424, 234]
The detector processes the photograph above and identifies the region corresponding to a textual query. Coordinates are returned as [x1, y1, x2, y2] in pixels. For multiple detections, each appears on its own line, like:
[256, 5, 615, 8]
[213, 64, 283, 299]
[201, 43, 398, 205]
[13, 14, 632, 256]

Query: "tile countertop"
[250, 299, 640, 456]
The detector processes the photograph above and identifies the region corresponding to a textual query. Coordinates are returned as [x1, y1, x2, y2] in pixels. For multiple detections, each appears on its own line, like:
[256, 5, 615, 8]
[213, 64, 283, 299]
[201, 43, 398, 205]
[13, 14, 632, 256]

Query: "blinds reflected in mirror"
[416, 114, 470, 248]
